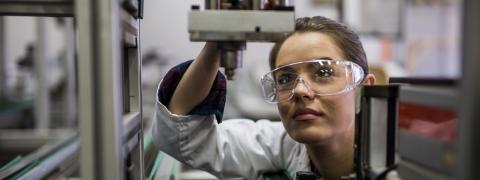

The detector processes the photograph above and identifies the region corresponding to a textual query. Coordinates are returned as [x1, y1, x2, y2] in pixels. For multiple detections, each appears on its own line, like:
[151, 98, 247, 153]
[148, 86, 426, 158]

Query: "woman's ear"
[363, 73, 376, 85]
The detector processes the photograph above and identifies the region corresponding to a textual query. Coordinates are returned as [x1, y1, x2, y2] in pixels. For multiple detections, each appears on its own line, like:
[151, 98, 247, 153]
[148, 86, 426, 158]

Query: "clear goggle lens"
[260, 60, 364, 103]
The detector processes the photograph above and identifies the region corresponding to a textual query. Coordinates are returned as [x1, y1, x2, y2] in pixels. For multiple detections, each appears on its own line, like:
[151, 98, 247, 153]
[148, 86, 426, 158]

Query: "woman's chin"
[288, 127, 333, 145]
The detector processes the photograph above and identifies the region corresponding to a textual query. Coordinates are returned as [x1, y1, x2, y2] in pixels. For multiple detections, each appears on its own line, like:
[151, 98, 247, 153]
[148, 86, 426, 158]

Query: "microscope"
[188, 0, 295, 80]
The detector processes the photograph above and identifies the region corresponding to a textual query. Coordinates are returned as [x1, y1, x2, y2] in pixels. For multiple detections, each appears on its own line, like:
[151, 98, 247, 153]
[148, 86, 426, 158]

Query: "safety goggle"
[260, 59, 365, 103]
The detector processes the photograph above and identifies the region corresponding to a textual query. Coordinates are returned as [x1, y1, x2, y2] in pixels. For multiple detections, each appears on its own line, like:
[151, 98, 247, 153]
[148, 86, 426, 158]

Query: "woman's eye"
[276, 74, 295, 85]
[315, 67, 334, 78]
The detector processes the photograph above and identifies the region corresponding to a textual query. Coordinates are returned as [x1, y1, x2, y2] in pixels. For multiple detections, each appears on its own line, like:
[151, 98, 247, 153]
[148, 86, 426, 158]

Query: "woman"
[152, 16, 375, 179]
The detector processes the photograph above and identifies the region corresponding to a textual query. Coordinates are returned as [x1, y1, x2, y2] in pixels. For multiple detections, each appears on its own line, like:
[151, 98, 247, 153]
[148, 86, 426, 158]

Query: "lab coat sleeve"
[152, 100, 287, 179]
[157, 60, 226, 123]
[152, 60, 287, 179]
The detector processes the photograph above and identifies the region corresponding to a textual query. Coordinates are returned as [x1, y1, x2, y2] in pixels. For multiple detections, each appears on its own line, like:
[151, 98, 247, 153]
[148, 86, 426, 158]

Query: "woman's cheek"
[277, 103, 293, 127]
[323, 93, 356, 129]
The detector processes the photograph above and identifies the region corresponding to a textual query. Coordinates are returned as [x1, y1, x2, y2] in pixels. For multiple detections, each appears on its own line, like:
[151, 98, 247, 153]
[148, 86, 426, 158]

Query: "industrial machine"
[355, 84, 399, 180]
[355, 79, 458, 180]
[188, 0, 295, 79]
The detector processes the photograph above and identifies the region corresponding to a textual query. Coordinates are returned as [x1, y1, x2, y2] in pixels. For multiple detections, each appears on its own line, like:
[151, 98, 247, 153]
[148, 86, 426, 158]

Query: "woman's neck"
[306, 129, 355, 180]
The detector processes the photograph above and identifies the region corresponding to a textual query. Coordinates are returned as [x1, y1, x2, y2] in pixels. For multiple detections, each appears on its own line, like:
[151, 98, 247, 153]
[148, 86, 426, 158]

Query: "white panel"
[369, 98, 388, 169]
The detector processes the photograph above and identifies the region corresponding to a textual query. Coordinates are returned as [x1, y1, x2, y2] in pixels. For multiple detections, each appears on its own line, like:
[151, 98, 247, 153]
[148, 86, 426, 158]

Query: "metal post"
[95, 0, 124, 178]
[63, 18, 76, 127]
[205, 0, 218, 9]
[75, 0, 97, 178]
[77, 0, 124, 178]
[34, 17, 50, 129]
[337, 0, 344, 22]
[0, 17, 5, 98]
[128, 20, 144, 180]
[458, 0, 480, 179]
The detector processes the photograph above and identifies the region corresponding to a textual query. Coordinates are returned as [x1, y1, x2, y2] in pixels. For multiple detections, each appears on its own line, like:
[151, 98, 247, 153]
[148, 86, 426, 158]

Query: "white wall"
[140, 0, 205, 64]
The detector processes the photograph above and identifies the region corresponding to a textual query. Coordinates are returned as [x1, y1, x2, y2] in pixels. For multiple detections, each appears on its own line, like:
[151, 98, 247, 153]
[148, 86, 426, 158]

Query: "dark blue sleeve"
[158, 60, 226, 123]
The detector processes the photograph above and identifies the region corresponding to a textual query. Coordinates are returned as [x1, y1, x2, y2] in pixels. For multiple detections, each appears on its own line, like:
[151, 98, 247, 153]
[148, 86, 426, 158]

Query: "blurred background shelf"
[0, 0, 74, 17]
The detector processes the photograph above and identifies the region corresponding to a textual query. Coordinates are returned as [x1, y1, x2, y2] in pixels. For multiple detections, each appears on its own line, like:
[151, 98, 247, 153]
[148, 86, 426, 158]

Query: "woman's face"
[276, 32, 356, 145]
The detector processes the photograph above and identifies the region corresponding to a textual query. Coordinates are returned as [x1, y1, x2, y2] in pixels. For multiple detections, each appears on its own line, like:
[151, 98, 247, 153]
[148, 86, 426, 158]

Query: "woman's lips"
[293, 108, 323, 121]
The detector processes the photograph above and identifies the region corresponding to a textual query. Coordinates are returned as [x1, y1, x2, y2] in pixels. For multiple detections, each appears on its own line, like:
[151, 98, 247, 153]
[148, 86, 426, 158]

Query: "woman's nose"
[292, 78, 315, 100]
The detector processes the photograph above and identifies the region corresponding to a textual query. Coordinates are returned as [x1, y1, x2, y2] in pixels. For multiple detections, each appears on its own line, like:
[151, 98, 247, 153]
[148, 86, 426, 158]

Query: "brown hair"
[269, 16, 368, 74]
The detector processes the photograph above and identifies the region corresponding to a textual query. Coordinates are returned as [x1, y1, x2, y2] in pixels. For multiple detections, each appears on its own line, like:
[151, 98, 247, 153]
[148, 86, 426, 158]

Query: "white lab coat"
[151, 85, 312, 180]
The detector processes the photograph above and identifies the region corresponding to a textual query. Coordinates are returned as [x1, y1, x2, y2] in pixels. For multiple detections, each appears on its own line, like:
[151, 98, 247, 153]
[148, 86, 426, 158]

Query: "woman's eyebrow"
[277, 66, 295, 72]
[275, 57, 335, 69]
[314, 56, 333, 60]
